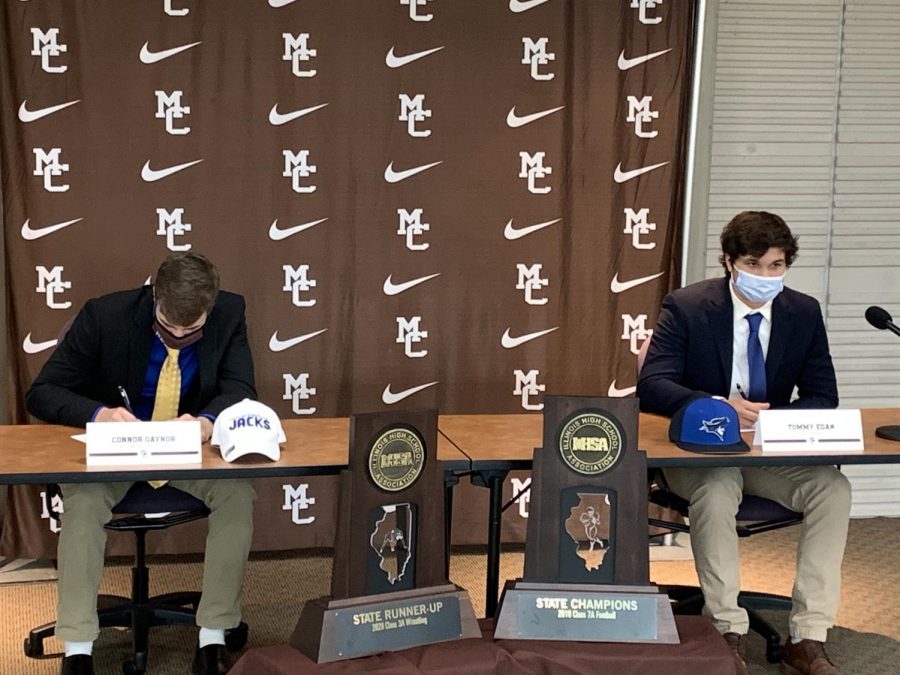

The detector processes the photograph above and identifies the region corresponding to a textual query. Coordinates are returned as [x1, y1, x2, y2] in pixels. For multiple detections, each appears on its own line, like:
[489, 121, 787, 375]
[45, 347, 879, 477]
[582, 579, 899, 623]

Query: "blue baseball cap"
[668, 397, 750, 454]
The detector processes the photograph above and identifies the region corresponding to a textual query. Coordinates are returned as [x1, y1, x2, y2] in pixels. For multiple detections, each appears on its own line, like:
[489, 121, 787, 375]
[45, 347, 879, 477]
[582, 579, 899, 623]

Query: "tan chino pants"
[54, 479, 255, 643]
[665, 465, 851, 642]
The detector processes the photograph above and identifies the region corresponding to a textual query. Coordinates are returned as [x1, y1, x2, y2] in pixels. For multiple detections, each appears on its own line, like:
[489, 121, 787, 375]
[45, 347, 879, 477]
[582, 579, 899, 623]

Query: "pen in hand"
[117, 385, 134, 413]
[735, 383, 748, 400]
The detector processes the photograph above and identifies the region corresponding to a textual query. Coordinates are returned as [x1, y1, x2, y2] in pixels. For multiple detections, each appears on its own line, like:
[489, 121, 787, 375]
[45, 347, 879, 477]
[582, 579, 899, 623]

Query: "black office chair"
[648, 470, 803, 663]
[24, 482, 249, 674]
[636, 337, 803, 663]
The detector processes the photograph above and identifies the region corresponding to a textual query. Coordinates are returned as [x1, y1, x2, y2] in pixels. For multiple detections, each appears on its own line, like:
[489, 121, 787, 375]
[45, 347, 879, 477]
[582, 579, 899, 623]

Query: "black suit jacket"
[26, 286, 256, 427]
[636, 277, 838, 417]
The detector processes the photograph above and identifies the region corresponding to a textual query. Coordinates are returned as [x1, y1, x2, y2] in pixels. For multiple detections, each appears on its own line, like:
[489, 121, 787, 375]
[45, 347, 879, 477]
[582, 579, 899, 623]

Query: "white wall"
[689, 0, 900, 516]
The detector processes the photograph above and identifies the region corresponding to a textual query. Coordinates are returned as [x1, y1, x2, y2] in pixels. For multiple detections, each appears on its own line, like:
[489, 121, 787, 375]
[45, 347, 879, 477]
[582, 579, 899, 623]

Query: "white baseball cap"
[212, 399, 286, 462]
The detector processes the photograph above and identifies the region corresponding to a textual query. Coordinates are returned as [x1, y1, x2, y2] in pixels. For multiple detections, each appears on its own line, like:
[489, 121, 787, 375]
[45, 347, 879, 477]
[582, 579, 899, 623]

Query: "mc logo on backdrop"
[516, 263, 549, 306]
[398, 94, 432, 138]
[282, 150, 317, 193]
[624, 208, 657, 250]
[282, 33, 317, 77]
[283, 373, 317, 415]
[513, 369, 545, 412]
[156, 208, 192, 251]
[35, 266, 72, 310]
[30, 27, 67, 73]
[155, 90, 191, 135]
[518, 151, 552, 194]
[521, 37, 555, 81]
[397, 208, 430, 251]
[396, 316, 428, 358]
[282, 265, 317, 308]
[282, 483, 317, 525]
[621, 314, 653, 355]
[33, 148, 70, 192]
[510, 477, 531, 519]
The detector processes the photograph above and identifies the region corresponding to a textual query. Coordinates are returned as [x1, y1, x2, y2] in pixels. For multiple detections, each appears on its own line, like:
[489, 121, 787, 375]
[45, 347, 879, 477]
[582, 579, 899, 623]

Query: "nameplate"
[85, 421, 202, 466]
[755, 409, 863, 453]
[331, 593, 461, 659]
[514, 589, 658, 641]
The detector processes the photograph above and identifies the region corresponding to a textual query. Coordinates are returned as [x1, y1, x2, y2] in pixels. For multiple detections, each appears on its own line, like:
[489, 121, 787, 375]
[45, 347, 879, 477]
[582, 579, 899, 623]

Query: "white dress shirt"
[728, 281, 773, 399]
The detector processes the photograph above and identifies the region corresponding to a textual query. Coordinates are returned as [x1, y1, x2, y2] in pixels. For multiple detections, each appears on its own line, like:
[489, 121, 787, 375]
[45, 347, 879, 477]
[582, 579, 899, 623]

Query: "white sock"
[64, 641, 93, 657]
[198, 627, 226, 648]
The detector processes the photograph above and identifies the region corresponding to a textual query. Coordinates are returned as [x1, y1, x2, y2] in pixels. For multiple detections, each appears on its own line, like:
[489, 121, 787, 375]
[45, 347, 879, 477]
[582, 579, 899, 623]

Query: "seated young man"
[27, 253, 256, 675]
[636, 211, 850, 675]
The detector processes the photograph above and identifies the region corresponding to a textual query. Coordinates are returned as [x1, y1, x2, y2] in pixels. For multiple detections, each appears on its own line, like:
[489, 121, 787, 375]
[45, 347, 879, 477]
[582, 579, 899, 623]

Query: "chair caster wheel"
[123, 651, 148, 674]
[225, 622, 249, 651]
[766, 641, 784, 663]
[23, 636, 45, 658]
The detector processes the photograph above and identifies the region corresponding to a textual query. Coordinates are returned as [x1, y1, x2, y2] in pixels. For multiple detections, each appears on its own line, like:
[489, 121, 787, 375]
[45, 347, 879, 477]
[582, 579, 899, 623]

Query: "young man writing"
[637, 211, 850, 674]
[27, 253, 256, 675]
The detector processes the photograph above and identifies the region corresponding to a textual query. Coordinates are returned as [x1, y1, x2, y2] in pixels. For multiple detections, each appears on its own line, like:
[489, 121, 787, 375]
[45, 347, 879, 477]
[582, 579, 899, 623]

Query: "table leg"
[472, 469, 509, 618]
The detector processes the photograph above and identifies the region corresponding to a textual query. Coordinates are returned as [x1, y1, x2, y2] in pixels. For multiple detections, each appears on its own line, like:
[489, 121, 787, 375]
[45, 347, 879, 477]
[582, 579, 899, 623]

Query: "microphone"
[865, 306, 900, 338]
[864, 306, 900, 442]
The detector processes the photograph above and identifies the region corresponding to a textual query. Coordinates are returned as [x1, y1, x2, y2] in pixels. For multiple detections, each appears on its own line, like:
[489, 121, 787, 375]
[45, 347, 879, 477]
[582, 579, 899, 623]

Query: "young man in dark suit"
[637, 212, 850, 675]
[27, 253, 256, 675]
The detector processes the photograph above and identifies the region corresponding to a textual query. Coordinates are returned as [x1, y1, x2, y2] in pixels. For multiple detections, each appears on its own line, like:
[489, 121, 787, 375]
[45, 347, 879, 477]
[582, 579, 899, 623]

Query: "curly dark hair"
[718, 211, 798, 274]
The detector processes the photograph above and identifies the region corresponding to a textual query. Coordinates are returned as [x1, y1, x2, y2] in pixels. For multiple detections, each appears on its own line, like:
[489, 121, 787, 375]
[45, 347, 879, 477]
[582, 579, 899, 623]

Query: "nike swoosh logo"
[382, 381, 438, 405]
[501, 326, 559, 349]
[613, 161, 669, 183]
[268, 0, 298, 6]
[18, 99, 81, 123]
[268, 329, 327, 352]
[141, 159, 203, 182]
[610, 271, 664, 293]
[509, 0, 552, 12]
[504, 217, 560, 241]
[617, 48, 673, 71]
[385, 45, 445, 68]
[139, 40, 202, 64]
[384, 161, 443, 183]
[21, 217, 83, 241]
[268, 217, 327, 241]
[506, 105, 565, 128]
[383, 273, 441, 296]
[608, 380, 636, 398]
[268, 102, 329, 126]
[23, 333, 58, 354]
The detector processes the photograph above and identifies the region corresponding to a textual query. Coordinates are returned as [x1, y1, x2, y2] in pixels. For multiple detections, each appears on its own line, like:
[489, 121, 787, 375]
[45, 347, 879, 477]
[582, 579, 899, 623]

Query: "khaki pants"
[55, 479, 255, 643]
[665, 466, 851, 642]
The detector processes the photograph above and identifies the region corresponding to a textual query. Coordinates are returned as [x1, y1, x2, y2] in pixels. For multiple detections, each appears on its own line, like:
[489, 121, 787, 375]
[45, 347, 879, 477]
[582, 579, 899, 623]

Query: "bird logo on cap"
[700, 417, 729, 442]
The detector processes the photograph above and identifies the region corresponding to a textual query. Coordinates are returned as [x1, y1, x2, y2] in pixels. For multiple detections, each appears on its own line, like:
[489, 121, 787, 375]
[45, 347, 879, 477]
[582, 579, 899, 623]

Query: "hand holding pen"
[731, 383, 769, 427]
[94, 386, 139, 423]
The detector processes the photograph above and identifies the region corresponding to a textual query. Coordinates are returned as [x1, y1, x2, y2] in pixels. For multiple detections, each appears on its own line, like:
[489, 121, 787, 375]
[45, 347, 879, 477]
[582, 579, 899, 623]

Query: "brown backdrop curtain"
[1, 0, 695, 557]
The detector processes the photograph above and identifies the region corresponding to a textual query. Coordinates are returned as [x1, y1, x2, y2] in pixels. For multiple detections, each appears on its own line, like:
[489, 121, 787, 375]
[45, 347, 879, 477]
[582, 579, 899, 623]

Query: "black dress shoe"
[61, 654, 94, 675]
[192, 644, 234, 675]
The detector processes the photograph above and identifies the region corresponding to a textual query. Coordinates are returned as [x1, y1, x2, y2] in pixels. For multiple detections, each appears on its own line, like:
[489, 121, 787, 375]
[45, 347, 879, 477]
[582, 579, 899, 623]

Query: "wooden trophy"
[291, 409, 479, 662]
[494, 395, 678, 643]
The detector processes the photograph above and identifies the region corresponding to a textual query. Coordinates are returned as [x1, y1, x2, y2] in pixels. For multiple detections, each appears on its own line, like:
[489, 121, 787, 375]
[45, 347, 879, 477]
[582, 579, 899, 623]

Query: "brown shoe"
[781, 639, 838, 675]
[723, 632, 748, 673]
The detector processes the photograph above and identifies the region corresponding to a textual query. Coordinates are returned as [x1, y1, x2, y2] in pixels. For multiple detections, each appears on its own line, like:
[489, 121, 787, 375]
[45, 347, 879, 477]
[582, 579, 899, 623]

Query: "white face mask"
[731, 267, 785, 304]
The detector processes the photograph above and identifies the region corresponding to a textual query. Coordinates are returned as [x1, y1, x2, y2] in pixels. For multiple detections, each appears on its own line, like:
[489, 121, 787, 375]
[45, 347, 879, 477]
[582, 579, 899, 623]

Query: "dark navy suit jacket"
[636, 277, 838, 417]
[26, 286, 256, 427]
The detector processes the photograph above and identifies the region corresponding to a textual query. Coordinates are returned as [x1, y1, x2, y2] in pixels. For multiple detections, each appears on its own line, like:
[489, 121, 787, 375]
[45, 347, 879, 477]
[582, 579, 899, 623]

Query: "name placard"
[755, 409, 863, 453]
[85, 421, 202, 466]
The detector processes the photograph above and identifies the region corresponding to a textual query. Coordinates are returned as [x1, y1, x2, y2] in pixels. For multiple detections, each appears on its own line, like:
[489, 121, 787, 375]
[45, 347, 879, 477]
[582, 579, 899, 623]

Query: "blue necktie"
[746, 313, 767, 402]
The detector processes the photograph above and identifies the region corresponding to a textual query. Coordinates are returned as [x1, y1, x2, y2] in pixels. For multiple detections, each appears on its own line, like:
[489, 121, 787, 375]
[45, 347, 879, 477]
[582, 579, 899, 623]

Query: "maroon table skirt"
[230, 616, 739, 675]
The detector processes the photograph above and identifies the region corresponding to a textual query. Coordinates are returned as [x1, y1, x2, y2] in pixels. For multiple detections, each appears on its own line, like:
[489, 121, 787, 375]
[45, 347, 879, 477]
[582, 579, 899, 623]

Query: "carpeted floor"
[1, 518, 898, 674]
